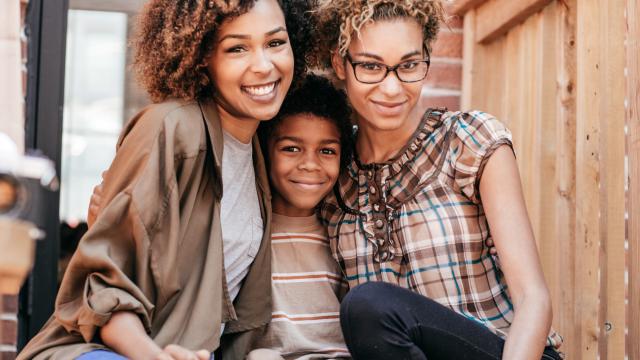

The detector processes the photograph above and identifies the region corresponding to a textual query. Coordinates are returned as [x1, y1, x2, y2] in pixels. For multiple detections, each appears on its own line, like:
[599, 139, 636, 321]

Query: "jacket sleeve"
[54, 107, 181, 343]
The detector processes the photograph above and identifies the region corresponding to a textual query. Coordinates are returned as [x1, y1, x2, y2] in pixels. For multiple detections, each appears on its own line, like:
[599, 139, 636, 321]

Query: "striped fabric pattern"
[320, 109, 563, 349]
[251, 214, 350, 359]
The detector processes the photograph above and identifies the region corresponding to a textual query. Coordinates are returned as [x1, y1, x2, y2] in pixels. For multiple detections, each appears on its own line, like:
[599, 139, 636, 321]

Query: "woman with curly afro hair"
[18, 0, 313, 359]
[313, 1, 564, 359]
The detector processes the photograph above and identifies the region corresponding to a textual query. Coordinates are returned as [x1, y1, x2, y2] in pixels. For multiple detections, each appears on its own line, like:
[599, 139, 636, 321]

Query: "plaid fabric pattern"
[320, 109, 563, 349]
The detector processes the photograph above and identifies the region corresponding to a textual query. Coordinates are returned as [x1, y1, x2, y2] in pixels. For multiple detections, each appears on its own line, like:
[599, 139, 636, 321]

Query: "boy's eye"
[281, 146, 300, 153]
[320, 148, 338, 155]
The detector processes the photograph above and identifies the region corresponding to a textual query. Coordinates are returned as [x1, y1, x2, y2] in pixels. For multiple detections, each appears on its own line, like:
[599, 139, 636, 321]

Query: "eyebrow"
[352, 50, 423, 61]
[218, 26, 287, 43]
[274, 136, 340, 145]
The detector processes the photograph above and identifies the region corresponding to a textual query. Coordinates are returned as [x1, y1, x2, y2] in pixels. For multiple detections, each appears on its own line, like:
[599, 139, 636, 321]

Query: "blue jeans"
[76, 350, 127, 360]
[340, 282, 562, 360]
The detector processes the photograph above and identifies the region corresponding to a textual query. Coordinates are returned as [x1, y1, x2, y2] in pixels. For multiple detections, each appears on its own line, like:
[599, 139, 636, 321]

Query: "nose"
[378, 71, 403, 97]
[298, 151, 321, 171]
[250, 49, 275, 75]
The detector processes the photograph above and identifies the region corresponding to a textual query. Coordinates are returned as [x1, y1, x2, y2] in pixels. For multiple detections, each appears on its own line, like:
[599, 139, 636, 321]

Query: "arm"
[479, 145, 552, 360]
[100, 312, 163, 359]
[100, 312, 211, 360]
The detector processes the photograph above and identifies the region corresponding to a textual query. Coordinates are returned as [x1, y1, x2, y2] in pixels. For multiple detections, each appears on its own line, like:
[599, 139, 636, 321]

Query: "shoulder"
[119, 99, 207, 157]
[445, 110, 512, 153]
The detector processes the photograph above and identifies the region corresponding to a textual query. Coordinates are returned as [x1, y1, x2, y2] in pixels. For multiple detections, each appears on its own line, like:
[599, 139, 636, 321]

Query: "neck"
[272, 195, 315, 217]
[216, 103, 260, 144]
[355, 108, 422, 164]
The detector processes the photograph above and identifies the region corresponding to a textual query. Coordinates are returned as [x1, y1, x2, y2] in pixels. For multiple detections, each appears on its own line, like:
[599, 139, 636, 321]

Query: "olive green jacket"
[18, 99, 272, 360]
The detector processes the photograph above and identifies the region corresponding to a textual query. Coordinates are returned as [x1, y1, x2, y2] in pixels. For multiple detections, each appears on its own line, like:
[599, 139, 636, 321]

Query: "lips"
[289, 179, 327, 191]
[371, 99, 407, 116]
[242, 80, 280, 103]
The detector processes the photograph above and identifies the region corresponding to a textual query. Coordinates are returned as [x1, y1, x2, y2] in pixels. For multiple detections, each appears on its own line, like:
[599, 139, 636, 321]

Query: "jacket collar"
[199, 99, 271, 201]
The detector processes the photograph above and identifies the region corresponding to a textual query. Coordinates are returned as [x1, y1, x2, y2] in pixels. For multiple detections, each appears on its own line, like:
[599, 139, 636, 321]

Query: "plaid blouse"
[320, 109, 562, 349]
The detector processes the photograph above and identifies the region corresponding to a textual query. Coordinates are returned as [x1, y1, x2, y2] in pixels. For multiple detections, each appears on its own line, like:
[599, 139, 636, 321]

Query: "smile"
[371, 99, 407, 116]
[242, 80, 280, 103]
[290, 180, 326, 191]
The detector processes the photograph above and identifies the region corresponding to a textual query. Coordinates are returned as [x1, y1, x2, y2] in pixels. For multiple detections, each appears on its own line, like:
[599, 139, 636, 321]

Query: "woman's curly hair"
[133, 0, 313, 102]
[309, 0, 446, 70]
[259, 74, 354, 170]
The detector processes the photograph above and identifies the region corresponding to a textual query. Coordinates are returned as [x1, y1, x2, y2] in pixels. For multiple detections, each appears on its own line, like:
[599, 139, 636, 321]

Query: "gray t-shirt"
[220, 130, 264, 322]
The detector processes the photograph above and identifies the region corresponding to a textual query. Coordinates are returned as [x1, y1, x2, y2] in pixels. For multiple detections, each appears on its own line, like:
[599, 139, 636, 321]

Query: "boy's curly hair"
[259, 74, 354, 170]
[309, 0, 446, 70]
[133, 0, 313, 102]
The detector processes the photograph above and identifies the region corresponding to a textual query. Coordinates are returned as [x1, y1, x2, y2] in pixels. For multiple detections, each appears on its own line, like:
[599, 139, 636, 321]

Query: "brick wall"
[0, 295, 18, 360]
[421, 8, 464, 111]
[1, 1, 29, 359]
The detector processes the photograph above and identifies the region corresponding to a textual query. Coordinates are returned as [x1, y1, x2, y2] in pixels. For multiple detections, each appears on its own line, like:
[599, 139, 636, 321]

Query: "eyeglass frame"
[344, 50, 431, 84]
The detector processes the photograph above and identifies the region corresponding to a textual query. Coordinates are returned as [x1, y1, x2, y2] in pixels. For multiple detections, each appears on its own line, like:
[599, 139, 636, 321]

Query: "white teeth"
[244, 82, 276, 96]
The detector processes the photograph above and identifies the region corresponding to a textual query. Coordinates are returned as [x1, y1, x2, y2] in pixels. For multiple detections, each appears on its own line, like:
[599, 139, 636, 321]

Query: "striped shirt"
[320, 109, 563, 349]
[251, 213, 350, 359]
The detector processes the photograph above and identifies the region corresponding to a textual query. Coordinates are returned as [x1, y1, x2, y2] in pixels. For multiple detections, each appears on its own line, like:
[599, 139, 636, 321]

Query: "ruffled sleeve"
[450, 111, 513, 204]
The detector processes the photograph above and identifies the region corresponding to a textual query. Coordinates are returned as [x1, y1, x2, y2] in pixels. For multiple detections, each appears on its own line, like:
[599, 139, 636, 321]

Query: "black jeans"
[340, 282, 562, 360]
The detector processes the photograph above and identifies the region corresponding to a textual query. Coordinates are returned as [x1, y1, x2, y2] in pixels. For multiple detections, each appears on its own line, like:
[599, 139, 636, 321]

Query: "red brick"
[432, 32, 463, 58]
[0, 352, 17, 360]
[425, 62, 462, 90]
[421, 95, 461, 111]
[0, 296, 18, 314]
[1, 320, 17, 346]
[444, 14, 464, 30]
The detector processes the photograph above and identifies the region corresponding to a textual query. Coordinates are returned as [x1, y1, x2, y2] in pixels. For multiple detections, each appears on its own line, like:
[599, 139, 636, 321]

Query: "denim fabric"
[75, 350, 128, 360]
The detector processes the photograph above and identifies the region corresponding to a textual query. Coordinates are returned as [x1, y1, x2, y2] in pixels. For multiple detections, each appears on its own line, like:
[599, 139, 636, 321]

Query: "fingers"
[163, 344, 204, 360]
[154, 352, 174, 360]
[86, 182, 105, 228]
[485, 238, 498, 255]
[195, 350, 211, 360]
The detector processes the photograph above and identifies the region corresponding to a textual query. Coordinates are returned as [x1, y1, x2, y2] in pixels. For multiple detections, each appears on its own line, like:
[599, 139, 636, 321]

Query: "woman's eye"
[268, 39, 287, 48]
[226, 46, 247, 53]
[320, 148, 337, 155]
[400, 61, 419, 70]
[361, 62, 382, 71]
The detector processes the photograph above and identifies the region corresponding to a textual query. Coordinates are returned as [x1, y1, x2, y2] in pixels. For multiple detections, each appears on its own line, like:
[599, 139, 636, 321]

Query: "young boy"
[247, 74, 354, 359]
[85, 75, 353, 359]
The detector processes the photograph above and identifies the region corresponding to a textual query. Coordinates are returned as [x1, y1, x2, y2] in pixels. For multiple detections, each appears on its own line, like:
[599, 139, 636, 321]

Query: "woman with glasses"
[311, 1, 563, 359]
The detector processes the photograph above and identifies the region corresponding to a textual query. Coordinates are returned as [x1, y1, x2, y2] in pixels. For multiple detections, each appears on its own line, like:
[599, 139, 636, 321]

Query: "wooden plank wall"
[459, 0, 629, 358]
[626, 0, 640, 357]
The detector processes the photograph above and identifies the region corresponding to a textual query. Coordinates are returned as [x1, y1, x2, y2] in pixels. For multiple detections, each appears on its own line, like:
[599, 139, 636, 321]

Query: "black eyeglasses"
[345, 52, 431, 84]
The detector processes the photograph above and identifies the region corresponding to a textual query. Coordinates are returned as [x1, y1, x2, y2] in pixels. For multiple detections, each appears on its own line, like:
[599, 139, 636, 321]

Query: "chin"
[249, 106, 281, 121]
[366, 115, 409, 131]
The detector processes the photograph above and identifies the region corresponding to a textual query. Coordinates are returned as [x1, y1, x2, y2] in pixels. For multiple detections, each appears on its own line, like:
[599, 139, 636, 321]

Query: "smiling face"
[332, 18, 425, 133]
[268, 114, 341, 217]
[208, 0, 294, 122]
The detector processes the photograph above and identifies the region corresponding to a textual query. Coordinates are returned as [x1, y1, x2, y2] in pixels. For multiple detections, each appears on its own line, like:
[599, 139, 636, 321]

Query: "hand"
[485, 238, 498, 256]
[87, 171, 106, 227]
[154, 345, 210, 360]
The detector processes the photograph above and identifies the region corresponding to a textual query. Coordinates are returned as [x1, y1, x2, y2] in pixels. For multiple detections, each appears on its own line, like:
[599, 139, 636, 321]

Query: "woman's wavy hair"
[309, 0, 447, 70]
[133, 0, 313, 102]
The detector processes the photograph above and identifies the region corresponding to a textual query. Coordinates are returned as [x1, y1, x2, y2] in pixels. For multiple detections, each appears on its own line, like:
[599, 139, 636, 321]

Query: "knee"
[341, 282, 398, 326]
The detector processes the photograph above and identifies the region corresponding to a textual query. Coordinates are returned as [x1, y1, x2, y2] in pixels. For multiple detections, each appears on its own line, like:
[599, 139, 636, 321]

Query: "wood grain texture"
[626, 0, 640, 357]
[475, 0, 553, 43]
